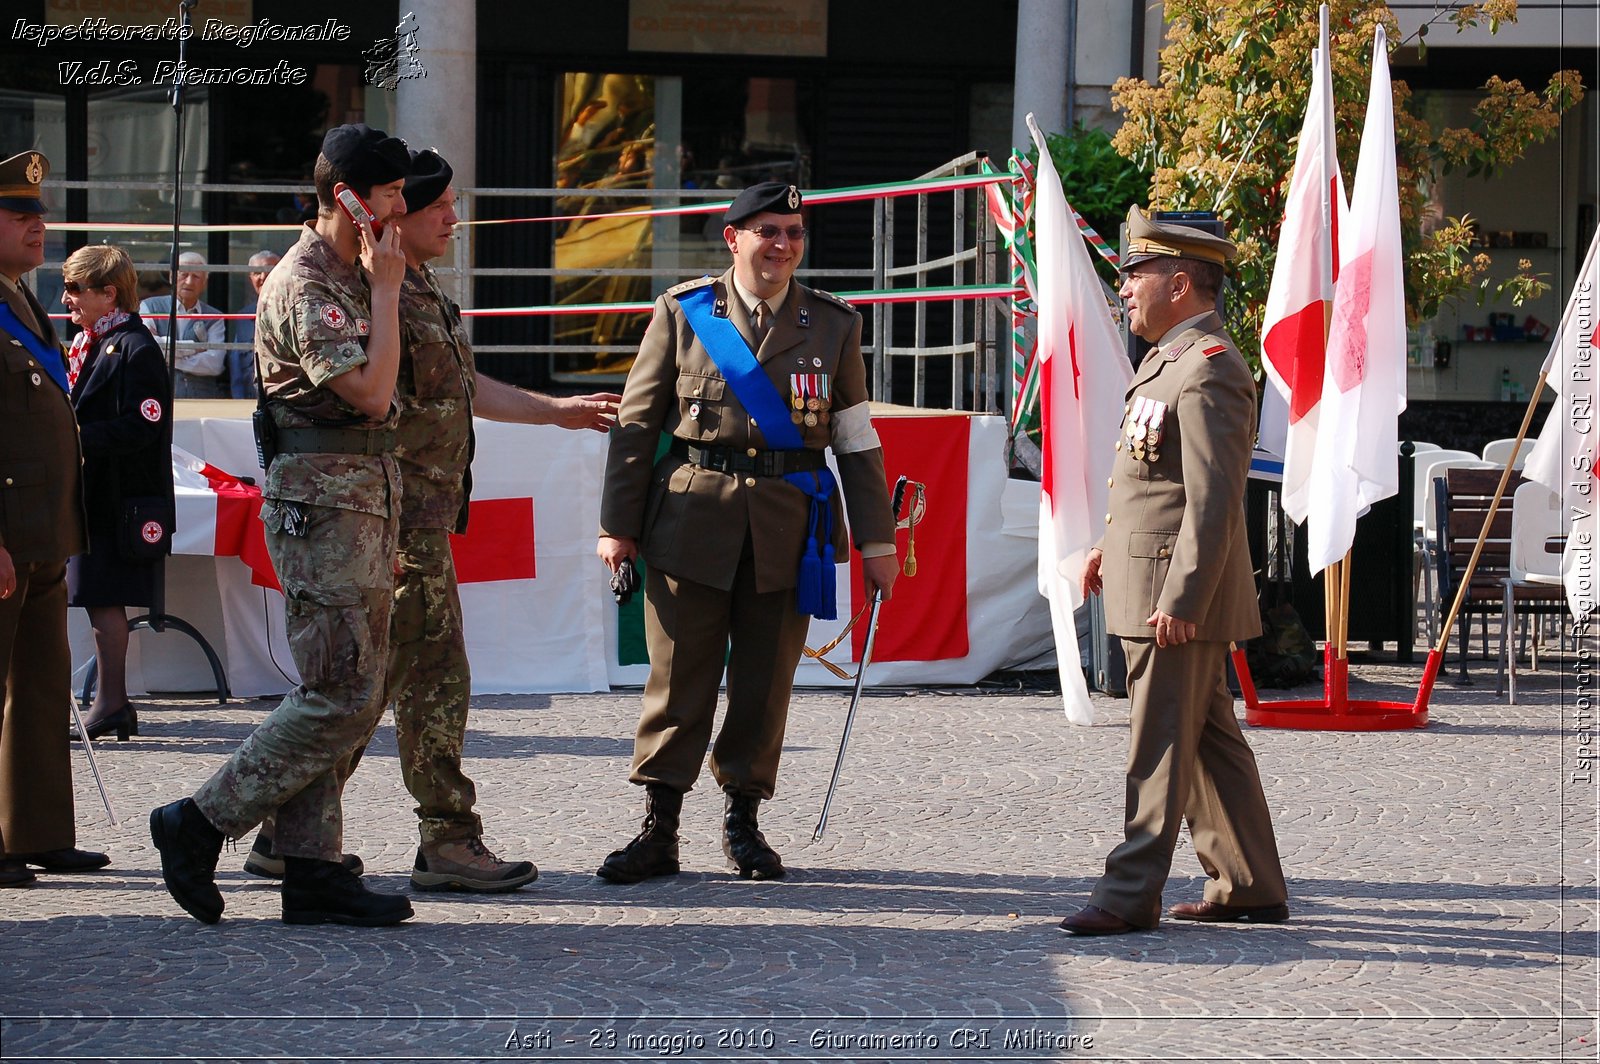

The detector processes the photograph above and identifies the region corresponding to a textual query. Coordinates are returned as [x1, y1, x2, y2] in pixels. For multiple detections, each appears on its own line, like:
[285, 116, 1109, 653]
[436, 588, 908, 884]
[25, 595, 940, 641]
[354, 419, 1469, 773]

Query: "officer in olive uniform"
[596, 181, 899, 883]
[0, 150, 108, 887]
[1062, 208, 1288, 936]
[150, 124, 416, 927]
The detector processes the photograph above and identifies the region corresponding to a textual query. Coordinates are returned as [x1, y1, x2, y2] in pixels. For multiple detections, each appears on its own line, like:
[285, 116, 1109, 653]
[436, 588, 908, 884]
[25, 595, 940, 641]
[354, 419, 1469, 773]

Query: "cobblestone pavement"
[1, 652, 1596, 1063]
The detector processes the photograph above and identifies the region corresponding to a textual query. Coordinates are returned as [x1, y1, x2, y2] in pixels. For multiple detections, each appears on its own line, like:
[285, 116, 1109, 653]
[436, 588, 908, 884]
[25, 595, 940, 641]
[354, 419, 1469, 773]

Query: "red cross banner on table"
[156, 417, 611, 695]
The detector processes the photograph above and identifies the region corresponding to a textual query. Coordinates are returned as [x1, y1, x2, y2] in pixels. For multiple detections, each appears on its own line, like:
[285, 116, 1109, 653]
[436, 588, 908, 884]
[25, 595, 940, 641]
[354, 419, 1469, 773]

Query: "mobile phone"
[335, 186, 384, 239]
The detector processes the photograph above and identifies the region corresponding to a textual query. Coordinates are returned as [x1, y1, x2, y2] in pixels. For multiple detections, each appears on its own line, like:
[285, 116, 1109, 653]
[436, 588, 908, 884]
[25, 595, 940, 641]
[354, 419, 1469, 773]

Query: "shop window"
[550, 70, 812, 382]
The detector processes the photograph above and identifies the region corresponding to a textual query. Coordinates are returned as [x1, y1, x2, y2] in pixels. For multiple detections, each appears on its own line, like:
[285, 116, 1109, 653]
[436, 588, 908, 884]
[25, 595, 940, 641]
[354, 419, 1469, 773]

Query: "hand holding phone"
[335, 186, 383, 240]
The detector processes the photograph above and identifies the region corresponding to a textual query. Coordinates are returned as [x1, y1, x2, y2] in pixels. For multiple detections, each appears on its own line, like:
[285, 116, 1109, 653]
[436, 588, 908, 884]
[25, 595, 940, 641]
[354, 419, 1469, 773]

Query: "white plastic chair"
[1412, 449, 1479, 532]
[1482, 437, 1533, 468]
[1409, 441, 1443, 454]
[1501, 481, 1568, 703]
[1419, 456, 1495, 644]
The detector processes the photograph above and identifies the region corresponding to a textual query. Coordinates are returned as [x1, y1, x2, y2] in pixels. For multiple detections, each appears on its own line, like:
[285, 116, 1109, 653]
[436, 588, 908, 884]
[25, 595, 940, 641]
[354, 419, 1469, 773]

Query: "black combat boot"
[149, 798, 226, 924]
[596, 783, 682, 883]
[722, 788, 785, 880]
[281, 857, 413, 926]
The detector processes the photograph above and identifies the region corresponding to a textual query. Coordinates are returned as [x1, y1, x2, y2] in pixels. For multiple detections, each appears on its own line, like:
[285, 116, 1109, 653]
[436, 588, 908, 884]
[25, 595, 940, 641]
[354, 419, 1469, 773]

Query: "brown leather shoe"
[1168, 899, 1290, 923]
[1059, 904, 1148, 936]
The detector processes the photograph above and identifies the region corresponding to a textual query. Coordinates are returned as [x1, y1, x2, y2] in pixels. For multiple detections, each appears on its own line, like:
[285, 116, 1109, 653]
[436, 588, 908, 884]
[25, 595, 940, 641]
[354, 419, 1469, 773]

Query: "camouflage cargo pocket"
[284, 585, 370, 693]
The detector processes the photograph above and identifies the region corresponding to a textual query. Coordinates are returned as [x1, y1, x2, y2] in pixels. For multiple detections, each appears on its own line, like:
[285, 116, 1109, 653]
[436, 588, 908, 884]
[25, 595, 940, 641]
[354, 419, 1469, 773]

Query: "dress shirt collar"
[731, 275, 790, 318]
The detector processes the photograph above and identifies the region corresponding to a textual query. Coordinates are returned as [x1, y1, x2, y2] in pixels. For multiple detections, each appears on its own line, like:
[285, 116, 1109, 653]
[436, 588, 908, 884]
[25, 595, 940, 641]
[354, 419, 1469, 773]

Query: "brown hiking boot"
[410, 837, 538, 893]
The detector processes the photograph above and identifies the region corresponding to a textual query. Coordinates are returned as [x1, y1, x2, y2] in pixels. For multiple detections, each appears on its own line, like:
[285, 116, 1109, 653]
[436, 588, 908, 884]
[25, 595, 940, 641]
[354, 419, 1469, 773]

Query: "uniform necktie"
[752, 300, 771, 349]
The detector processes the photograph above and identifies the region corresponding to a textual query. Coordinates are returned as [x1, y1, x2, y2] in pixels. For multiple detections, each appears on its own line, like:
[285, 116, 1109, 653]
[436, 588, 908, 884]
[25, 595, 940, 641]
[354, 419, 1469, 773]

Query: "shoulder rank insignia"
[1201, 342, 1228, 358]
[811, 288, 857, 313]
[665, 275, 716, 299]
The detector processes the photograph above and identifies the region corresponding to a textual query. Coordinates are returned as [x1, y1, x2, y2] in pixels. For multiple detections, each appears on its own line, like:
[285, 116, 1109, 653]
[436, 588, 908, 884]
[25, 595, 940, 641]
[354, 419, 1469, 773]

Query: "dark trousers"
[0, 559, 77, 854]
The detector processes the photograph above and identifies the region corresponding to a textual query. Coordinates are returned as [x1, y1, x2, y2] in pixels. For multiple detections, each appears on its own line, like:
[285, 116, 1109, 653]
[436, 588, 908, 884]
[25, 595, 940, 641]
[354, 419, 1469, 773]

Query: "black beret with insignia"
[320, 123, 410, 189]
[724, 181, 803, 226]
[0, 151, 49, 215]
[404, 148, 452, 213]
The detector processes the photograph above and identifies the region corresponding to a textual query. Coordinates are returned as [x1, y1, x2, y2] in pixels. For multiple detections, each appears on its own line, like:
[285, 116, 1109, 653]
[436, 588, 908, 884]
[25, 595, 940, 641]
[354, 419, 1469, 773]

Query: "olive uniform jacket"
[0, 281, 84, 564]
[600, 268, 894, 592]
[1099, 313, 1261, 644]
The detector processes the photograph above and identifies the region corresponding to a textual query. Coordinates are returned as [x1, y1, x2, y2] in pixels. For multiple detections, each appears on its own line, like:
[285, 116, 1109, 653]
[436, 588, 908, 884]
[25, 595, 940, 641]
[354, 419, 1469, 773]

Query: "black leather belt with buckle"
[672, 438, 825, 476]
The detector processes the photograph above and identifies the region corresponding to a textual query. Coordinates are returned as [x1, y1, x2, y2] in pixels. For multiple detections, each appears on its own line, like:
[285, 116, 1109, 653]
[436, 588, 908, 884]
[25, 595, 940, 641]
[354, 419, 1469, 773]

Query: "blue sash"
[677, 284, 801, 448]
[677, 283, 837, 619]
[0, 303, 68, 393]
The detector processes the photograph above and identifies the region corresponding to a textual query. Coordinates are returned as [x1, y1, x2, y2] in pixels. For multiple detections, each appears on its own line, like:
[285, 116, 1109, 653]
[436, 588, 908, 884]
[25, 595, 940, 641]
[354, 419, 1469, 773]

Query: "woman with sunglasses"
[60, 244, 172, 741]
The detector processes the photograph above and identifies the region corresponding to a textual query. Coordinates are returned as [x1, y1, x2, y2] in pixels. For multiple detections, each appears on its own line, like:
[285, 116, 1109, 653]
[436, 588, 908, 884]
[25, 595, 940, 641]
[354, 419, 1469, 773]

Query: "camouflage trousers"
[385, 527, 480, 844]
[193, 501, 397, 861]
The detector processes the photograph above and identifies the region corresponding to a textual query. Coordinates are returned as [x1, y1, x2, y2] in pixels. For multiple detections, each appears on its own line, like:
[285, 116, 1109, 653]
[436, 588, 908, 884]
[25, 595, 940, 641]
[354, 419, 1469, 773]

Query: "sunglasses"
[62, 281, 103, 295]
[741, 224, 808, 241]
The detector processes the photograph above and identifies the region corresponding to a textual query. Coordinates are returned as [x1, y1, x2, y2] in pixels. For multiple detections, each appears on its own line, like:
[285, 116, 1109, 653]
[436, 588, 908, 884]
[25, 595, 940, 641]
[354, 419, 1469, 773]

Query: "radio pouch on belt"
[250, 341, 277, 470]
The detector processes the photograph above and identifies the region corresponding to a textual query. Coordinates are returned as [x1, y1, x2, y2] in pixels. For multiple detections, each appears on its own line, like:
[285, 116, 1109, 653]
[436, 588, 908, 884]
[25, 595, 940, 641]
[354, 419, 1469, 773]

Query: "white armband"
[829, 401, 881, 454]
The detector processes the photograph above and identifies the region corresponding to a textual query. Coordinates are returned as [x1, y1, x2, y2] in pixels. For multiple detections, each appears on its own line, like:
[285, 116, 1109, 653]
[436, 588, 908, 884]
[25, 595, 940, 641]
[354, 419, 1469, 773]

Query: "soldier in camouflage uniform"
[242, 148, 617, 893]
[149, 124, 417, 927]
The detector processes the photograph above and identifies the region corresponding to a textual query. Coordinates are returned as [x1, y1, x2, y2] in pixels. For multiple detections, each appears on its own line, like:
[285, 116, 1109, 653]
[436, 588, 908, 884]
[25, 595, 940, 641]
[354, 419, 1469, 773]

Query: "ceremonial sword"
[68, 698, 119, 825]
[813, 474, 909, 842]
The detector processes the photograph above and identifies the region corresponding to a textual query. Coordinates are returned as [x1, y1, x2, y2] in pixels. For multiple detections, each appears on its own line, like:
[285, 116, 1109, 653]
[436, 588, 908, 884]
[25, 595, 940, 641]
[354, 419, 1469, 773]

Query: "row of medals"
[1126, 395, 1166, 462]
[791, 372, 830, 427]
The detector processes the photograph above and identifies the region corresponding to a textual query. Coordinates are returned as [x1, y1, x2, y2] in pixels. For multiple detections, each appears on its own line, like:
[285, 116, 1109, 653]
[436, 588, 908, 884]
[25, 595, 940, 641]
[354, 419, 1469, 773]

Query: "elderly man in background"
[227, 249, 280, 399]
[141, 250, 227, 398]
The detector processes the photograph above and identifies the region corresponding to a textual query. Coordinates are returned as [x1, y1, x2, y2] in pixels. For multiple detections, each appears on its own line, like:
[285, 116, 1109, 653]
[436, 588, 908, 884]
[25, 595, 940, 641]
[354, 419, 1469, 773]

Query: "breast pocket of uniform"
[1128, 529, 1177, 605]
[1, 345, 42, 413]
[404, 322, 468, 400]
[676, 373, 725, 440]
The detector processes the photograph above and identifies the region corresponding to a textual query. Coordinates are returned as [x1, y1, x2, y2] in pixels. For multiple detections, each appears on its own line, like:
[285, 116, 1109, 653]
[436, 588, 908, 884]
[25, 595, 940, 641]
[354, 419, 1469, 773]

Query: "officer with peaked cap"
[596, 181, 899, 883]
[0, 149, 108, 885]
[150, 123, 417, 927]
[1061, 206, 1288, 936]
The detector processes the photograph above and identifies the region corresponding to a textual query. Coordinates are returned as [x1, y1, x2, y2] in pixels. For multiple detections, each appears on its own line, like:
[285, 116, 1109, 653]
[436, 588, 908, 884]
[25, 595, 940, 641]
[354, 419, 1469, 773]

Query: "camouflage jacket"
[256, 224, 400, 516]
[395, 264, 476, 532]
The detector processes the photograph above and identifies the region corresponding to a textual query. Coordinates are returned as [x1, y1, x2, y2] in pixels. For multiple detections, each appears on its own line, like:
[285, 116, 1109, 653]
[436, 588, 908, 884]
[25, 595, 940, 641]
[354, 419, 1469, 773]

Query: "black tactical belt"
[274, 426, 396, 456]
[672, 438, 825, 476]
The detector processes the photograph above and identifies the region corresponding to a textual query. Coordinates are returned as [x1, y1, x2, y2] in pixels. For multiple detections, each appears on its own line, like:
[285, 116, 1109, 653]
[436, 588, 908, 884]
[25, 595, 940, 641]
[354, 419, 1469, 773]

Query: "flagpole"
[1338, 548, 1352, 659]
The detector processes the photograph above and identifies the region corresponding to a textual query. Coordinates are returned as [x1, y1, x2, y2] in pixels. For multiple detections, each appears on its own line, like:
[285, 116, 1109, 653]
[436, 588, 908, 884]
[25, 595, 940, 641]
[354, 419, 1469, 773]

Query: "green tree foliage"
[1110, 0, 1583, 362]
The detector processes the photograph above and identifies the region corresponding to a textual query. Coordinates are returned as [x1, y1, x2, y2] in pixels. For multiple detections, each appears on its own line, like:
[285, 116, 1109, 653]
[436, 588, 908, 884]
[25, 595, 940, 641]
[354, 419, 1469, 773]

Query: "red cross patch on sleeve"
[140, 398, 162, 422]
[320, 304, 348, 330]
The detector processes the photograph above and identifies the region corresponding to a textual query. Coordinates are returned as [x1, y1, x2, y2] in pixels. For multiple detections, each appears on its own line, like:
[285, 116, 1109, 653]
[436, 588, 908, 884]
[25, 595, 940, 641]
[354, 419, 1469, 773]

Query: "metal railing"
[40, 164, 1014, 412]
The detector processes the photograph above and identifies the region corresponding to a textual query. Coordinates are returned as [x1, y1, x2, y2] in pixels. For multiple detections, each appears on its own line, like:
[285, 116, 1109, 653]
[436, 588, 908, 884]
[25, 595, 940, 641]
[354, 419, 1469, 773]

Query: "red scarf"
[66, 307, 131, 389]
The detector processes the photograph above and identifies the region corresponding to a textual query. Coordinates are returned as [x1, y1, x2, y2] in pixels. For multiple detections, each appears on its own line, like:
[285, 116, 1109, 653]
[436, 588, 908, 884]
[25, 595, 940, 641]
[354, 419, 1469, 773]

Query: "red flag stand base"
[1233, 644, 1431, 731]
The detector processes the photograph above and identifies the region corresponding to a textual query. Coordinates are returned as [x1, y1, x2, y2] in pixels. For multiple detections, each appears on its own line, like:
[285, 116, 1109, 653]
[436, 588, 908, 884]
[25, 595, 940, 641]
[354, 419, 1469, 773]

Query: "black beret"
[723, 181, 803, 226]
[319, 123, 410, 189]
[403, 148, 453, 213]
